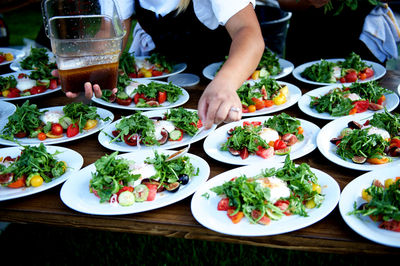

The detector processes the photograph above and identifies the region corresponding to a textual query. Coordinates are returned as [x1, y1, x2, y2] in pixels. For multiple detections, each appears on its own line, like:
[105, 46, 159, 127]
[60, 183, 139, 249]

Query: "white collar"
[139, 0, 181, 17]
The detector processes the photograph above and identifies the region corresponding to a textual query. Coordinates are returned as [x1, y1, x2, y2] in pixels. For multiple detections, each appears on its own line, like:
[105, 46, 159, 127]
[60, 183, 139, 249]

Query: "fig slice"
[347, 121, 363, 130]
[352, 155, 367, 164]
[157, 129, 169, 145]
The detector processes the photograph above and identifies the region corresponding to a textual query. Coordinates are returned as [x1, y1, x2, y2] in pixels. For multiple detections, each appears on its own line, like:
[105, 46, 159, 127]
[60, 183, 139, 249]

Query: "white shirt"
[115, 0, 255, 30]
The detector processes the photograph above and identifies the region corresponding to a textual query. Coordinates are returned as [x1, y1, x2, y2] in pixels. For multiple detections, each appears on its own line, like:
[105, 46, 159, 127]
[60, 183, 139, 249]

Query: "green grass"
[0, 223, 388, 266]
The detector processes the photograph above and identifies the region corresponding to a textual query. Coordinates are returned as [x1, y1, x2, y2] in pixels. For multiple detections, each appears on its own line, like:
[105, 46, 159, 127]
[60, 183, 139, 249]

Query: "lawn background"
[0, 2, 397, 265]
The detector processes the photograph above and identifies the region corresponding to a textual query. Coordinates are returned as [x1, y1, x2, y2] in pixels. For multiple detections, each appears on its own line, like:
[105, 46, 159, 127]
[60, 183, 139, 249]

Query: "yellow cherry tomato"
[384, 178, 395, 188]
[251, 70, 260, 80]
[361, 189, 372, 202]
[248, 105, 256, 112]
[140, 68, 152, 78]
[5, 53, 13, 61]
[312, 183, 322, 194]
[30, 174, 44, 187]
[58, 161, 67, 173]
[279, 85, 289, 96]
[2, 89, 10, 97]
[273, 93, 286, 105]
[83, 119, 98, 130]
[305, 199, 316, 209]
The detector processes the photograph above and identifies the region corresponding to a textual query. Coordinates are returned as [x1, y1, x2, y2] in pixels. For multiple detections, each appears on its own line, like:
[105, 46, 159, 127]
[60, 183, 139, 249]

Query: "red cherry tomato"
[116, 97, 132, 106]
[353, 100, 370, 113]
[66, 123, 79, 137]
[158, 91, 167, 104]
[51, 123, 64, 136]
[344, 71, 358, 83]
[217, 198, 230, 211]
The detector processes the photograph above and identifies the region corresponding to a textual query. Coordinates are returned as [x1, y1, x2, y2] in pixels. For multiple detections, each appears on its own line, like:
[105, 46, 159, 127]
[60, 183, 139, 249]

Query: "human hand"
[51, 69, 116, 99]
[197, 80, 242, 129]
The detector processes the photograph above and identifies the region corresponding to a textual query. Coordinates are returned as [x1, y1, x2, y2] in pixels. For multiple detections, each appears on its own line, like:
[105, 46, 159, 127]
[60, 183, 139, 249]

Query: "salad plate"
[0, 145, 83, 201]
[298, 84, 399, 120]
[316, 112, 400, 171]
[191, 160, 340, 236]
[130, 56, 187, 80]
[203, 116, 320, 165]
[0, 100, 16, 119]
[0, 105, 114, 146]
[91, 79, 189, 110]
[98, 108, 216, 152]
[0, 47, 25, 66]
[241, 81, 302, 117]
[60, 149, 210, 215]
[0, 70, 61, 101]
[339, 166, 400, 247]
[292, 59, 386, 86]
[10, 49, 55, 72]
[202, 58, 294, 81]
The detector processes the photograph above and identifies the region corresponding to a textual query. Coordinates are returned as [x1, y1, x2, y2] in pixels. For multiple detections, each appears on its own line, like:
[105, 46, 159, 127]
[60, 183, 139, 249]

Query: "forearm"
[215, 5, 264, 91]
[121, 18, 132, 52]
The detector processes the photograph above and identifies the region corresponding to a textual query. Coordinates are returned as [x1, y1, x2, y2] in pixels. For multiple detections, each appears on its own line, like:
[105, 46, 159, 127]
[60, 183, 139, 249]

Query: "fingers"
[84, 82, 93, 99]
[65, 91, 78, 98]
[51, 69, 59, 78]
[93, 84, 102, 98]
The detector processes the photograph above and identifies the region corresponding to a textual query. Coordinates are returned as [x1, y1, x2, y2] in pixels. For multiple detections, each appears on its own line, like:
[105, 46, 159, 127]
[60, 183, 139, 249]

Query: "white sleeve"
[114, 0, 135, 20]
[193, 0, 256, 30]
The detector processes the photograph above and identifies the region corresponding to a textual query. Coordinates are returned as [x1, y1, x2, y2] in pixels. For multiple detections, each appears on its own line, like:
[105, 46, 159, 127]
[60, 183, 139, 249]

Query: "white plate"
[242, 81, 302, 117]
[98, 108, 217, 152]
[10, 50, 55, 72]
[0, 105, 114, 146]
[91, 79, 189, 110]
[0, 145, 83, 201]
[60, 149, 210, 215]
[0, 47, 25, 66]
[316, 112, 400, 171]
[339, 166, 400, 247]
[202, 58, 294, 81]
[397, 83, 400, 97]
[0, 100, 16, 119]
[191, 161, 340, 236]
[130, 56, 187, 80]
[292, 59, 386, 86]
[298, 84, 399, 120]
[0, 70, 62, 101]
[203, 116, 320, 165]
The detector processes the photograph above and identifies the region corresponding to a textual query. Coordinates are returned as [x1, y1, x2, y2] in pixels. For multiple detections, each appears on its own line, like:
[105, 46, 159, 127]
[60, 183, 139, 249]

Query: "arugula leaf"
[0, 143, 66, 185]
[338, 52, 371, 72]
[164, 108, 200, 136]
[62, 102, 109, 132]
[221, 123, 269, 153]
[119, 51, 137, 75]
[263, 113, 304, 141]
[301, 60, 336, 83]
[0, 75, 17, 92]
[370, 109, 400, 137]
[0, 100, 45, 139]
[134, 81, 183, 103]
[348, 81, 392, 103]
[258, 48, 281, 75]
[148, 53, 174, 73]
[89, 151, 139, 203]
[310, 88, 354, 116]
[20, 47, 55, 70]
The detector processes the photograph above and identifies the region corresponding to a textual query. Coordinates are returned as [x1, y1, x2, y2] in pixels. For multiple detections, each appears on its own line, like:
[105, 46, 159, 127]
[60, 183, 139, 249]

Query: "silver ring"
[230, 107, 241, 112]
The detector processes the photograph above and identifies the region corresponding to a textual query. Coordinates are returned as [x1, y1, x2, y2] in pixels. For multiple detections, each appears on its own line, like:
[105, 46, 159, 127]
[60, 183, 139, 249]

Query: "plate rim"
[0, 47, 25, 66]
[292, 58, 386, 86]
[0, 105, 114, 146]
[203, 115, 320, 166]
[190, 160, 340, 236]
[339, 165, 400, 247]
[0, 145, 84, 201]
[60, 149, 210, 215]
[98, 108, 217, 152]
[297, 84, 400, 120]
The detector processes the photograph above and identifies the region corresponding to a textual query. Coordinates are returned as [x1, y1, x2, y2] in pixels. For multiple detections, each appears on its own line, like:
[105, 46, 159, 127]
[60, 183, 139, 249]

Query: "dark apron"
[134, 1, 231, 73]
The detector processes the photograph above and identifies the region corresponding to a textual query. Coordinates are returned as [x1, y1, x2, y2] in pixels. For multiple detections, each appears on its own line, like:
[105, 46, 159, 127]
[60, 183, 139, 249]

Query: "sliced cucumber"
[169, 129, 183, 141]
[118, 191, 135, 206]
[259, 67, 270, 78]
[117, 91, 129, 100]
[59, 116, 73, 129]
[275, 147, 291, 155]
[133, 184, 149, 202]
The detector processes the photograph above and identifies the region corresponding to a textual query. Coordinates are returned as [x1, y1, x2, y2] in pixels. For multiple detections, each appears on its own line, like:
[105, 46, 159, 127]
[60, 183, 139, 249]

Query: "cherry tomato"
[344, 71, 358, 83]
[379, 220, 400, 232]
[240, 147, 249, 160]
[252, 97, 265, 110]
[227, 207, 244, 224]
[145, 184, 158, 201]
[248, 105, 256, 113]
[353, 100, 369, 113]
[274, 200, 292, 216]
[158, 91, 167, 104]
[0, 55, 5, 63]
[264, 99, 274, 107]
[359, 72, 367, 80]
[217, 198, 230, 211]
[7, 89, 20, 98]
[8, 175, 26, 188]
[377, 95, 385, 105]
[116, 97, 132, 106]
[49, 79, 58, 90]
[152, 70, 163, 77]
[128, 72, 138, 78]
[274, 139, 287, 150]
[51, 123, 64, 136]
[251, 210, 271, 225]
[255, 146, 274, 159]
[66, 123, 79, 138]
[14, 131, 27, 138]
[363, 67, 374, 78]
[38, 132, 47, 141]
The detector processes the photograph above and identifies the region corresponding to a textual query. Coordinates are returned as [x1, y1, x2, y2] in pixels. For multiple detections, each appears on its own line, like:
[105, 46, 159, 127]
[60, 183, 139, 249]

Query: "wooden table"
[0, 68, 400, 255]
